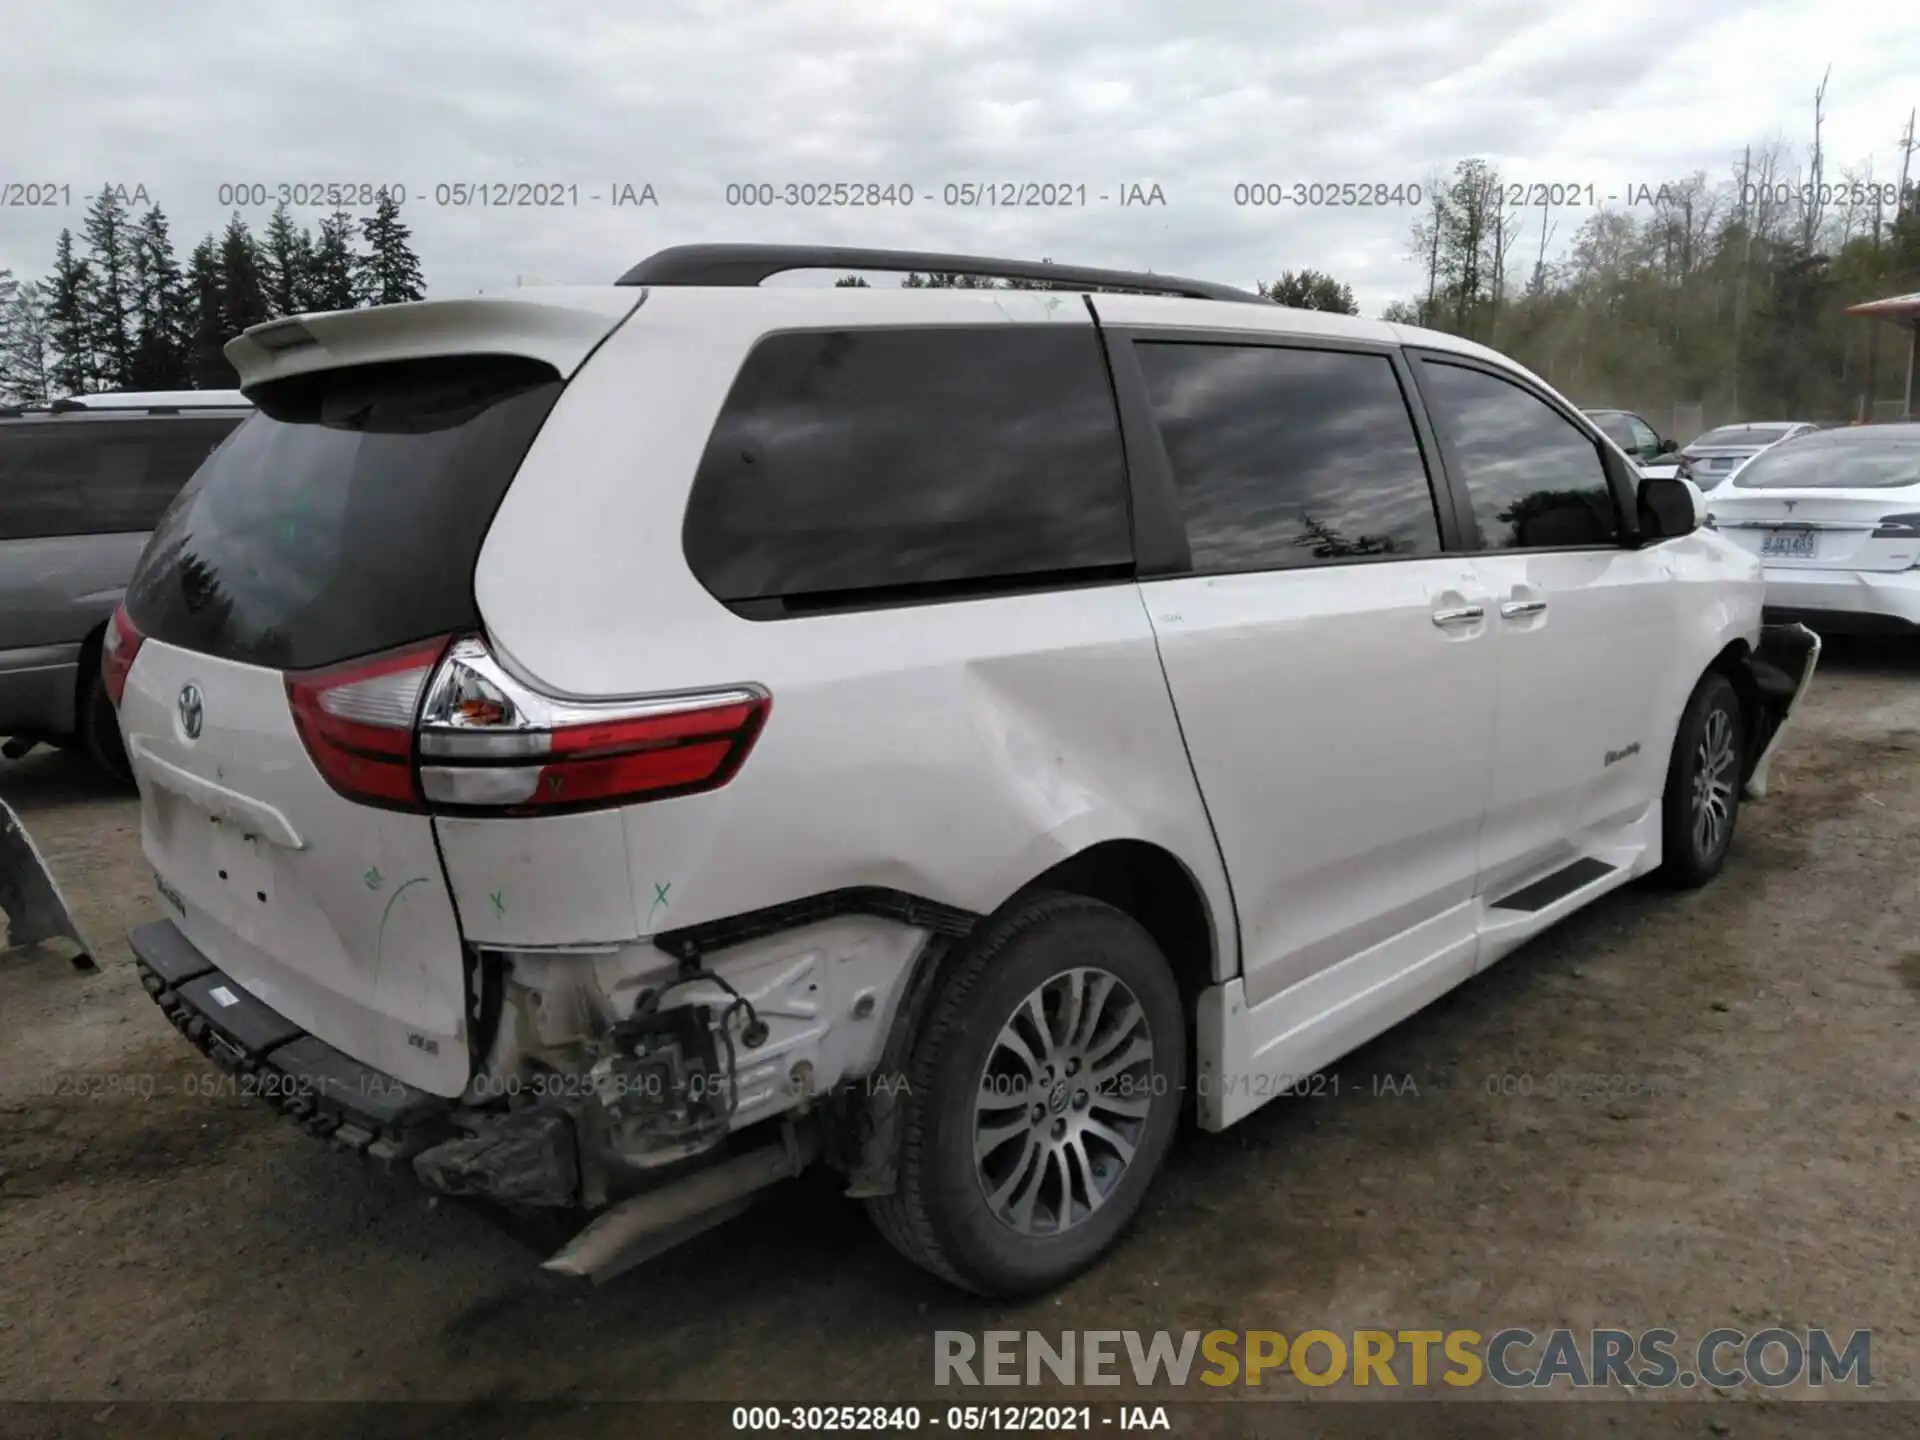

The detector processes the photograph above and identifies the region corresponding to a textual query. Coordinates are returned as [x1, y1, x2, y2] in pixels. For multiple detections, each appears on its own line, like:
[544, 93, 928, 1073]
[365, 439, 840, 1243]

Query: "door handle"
[1500, 599, 1547, 619]
[1431, 605, 1485, 627]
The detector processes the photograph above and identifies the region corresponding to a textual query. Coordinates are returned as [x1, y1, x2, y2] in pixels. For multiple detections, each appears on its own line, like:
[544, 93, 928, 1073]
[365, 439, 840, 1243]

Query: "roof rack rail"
[615, 244, 1268, 304]
[0, 390, 254, 417]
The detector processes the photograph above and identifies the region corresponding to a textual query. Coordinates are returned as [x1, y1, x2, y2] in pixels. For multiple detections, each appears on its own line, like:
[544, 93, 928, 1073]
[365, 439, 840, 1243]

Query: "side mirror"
[1658, 436, 1679, 454]
[1638, 475, 1702, 540]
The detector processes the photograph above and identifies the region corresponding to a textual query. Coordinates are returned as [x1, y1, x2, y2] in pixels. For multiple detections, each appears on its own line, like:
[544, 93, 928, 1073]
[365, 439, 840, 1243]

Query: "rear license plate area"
[1761, 529, 1819, 559]
[209, 814, 275, 909]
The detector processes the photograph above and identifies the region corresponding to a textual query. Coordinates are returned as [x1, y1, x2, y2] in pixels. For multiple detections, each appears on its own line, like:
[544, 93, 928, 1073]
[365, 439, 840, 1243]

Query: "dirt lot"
[2, 641, 1918, 1433]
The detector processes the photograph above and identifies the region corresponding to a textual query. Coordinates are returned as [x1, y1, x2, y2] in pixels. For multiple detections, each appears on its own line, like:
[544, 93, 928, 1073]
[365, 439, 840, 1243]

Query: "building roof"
[1845, 292, 1920, 323]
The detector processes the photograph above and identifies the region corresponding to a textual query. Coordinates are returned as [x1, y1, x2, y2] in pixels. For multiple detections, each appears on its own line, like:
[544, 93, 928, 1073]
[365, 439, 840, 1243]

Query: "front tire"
[865, 891, 1186, 1296]
[1659, 670, 1743, 888]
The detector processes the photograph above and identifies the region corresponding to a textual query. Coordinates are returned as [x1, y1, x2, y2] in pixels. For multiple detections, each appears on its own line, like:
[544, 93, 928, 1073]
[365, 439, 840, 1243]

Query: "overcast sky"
[2, 0, 1915, 316]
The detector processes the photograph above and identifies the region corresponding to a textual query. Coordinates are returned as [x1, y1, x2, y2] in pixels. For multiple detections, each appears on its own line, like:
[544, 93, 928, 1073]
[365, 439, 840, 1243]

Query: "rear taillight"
[101, 604, 145, 708]
[1871, 512, 1920, 538]
[415, 637, 770, 814]
[286, 636, 452, 810]
[287, 634, 770, 815]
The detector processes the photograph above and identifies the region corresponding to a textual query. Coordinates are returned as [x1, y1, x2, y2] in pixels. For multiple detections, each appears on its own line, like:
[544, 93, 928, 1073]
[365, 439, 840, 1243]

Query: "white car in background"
[1704, 423, 1920, 633]
[1681, 422, 1822, 490]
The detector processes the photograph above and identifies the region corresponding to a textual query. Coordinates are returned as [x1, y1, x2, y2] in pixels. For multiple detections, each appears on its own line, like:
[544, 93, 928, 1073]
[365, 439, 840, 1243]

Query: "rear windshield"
[1732, 434, 1920, 490]
[1691, 424, 1793, 449]
[124, 355, 562, 670]
[0, 415, 243, 541]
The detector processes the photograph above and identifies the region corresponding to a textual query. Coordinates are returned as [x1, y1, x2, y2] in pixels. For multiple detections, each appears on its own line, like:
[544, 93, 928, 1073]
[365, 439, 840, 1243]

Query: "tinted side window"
[1627, 416, 1661, 455]
[683, 327, 1132, 609]
[1134, 342, 1440, 572]
[88, 417, 244, 531]
[1421, 362, 1621, 549]
[0, 416, 242, 540]
[0, 426, 88, 539]
[1592, 413, 1637, 452]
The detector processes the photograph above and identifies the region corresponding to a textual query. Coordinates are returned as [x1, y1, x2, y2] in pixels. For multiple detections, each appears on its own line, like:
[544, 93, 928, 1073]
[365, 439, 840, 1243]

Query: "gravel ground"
[2, 641, 1917, 1436]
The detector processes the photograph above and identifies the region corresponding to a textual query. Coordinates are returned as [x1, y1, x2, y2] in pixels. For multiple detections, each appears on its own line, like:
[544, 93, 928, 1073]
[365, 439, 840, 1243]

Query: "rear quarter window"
[681, 325, 1134, 614]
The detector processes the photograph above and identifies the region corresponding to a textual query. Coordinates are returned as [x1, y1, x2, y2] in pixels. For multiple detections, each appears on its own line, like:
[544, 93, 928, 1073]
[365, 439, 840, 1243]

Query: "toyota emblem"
[178, 682, 204, 740]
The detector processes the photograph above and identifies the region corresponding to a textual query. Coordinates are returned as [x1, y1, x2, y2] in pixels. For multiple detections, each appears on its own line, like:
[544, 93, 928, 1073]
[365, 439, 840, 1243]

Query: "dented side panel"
[459, 289, 1238, 980]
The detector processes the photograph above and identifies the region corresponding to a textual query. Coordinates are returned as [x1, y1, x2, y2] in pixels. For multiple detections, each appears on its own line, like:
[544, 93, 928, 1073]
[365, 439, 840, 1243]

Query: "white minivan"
[112, 245, 1819, 1295]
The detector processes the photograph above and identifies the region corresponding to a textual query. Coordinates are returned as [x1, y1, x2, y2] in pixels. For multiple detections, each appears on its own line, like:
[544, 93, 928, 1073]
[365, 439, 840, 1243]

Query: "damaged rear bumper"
[130, 918, 459, 1163]
[1, 799, 97, 972]
[129, 918, 816, 1281]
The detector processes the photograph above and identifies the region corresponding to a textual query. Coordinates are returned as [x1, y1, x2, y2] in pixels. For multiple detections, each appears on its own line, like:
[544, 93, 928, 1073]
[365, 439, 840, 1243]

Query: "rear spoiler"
[224, 289, 647, 393]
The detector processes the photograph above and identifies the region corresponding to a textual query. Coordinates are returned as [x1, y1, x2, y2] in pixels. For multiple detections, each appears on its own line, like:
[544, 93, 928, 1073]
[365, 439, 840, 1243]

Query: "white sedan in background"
[1705, 423, 1920, 633]
[1682, 421, 1822, 490]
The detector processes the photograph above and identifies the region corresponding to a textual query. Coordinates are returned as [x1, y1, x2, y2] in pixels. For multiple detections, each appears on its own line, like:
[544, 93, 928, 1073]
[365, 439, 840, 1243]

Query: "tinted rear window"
[124, 355, 562, 670]
[1732, 434, 1920, 490]
[0, 415, 242, 541]
[682, 326, 1133, 612]
[1692, 425, 1792, 449]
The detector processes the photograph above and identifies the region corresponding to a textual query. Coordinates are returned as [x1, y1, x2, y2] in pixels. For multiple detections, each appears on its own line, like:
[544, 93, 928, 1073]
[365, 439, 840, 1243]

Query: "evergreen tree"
[834, 275, 871, 286]
[187, 236, 237, 388]
[260, 203, 309, 318]
[81, 184, 138, 386]
[0, 279, 54, 405]
[355, 190, 425, 305]
[308, 210, 360, 310]
[218, 213, 270, 341]
[0, 268, 13, 390]
[46, 229, 96, 396]
[1259, 269, 1360, 314]
[128, 207, 191, 390]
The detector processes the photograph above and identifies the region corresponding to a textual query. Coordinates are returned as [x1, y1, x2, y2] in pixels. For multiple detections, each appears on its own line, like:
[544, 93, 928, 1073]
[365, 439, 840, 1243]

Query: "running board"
[1489, 857, 1616, 913]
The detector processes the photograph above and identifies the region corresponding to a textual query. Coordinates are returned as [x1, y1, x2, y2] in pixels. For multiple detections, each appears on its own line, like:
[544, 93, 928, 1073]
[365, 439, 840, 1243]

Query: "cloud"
[3, 0, 1916, 316]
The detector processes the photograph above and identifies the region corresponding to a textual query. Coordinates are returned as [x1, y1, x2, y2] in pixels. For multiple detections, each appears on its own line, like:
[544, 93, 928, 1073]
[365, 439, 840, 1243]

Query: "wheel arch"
[1007, 839, 1224, 1022]
[1705, 637, 1767, 782]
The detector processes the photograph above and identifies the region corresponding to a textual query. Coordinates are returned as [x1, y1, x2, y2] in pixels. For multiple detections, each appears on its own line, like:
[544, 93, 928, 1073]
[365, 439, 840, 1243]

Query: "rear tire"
[1658, 670, 1743, 888]
[78, 664, 132, 784]
[865, 891, 1186, 1296]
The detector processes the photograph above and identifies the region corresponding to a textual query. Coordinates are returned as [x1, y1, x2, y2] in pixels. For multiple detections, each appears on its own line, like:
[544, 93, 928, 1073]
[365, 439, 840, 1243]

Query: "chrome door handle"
[1500, 599, 1547, 619]
[1431, 605, 1485, 627]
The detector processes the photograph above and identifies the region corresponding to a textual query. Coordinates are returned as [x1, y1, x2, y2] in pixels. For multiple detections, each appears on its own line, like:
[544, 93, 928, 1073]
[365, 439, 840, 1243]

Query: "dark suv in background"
[0, 390, 250, 778]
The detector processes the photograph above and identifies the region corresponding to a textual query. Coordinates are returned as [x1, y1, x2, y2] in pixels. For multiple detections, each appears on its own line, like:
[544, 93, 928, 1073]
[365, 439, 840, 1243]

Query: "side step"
[542, 1123, 818, 1286]
[1490, 857, 1616, 913]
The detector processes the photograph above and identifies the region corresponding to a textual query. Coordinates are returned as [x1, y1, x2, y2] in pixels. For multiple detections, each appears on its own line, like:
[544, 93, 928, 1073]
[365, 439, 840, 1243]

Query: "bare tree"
[1800, 65, 1831, 253]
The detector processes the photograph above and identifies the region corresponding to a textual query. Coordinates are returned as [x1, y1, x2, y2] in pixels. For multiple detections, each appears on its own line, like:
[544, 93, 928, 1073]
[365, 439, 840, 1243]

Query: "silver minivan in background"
[0, 390, 251, 778]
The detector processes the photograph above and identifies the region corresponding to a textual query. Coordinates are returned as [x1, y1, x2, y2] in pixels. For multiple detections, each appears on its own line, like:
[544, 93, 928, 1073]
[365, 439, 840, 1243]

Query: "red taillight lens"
[415, 637, 769, 814]
[101, 604, 145, 708]
[285, 636, 451, 810]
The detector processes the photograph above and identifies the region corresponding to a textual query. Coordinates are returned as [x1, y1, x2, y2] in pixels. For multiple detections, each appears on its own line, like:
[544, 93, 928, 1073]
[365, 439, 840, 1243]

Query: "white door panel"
[1474, 552, 1675, 899]
[1142, 559, 1497, 1006]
